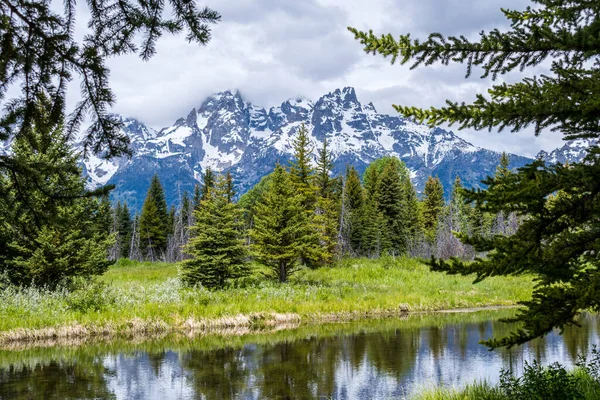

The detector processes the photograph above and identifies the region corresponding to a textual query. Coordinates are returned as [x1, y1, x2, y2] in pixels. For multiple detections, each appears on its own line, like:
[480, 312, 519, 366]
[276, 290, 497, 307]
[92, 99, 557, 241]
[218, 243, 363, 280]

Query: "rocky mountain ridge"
[79, 87, 585, 210]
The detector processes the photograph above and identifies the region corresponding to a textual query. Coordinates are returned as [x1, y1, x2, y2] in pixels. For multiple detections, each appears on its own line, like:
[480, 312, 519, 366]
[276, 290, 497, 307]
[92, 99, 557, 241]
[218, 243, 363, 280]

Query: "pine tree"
[223, 172, 235, 203]
[350, 1, 600, 346]
[448, 177, 470, 234]
[181, 192, 193, 229]
[316, 137, 334, 199]
[182, 173, 249, 289]
[342, 166, 364, 254]
[359, 198, 390, 258]
[193, 184, 202, 210]
[117, 202, 133, 258]
[403, 174, 422, 240]
[289, 123, 316, 208]
[250, 165, 319, 283]
[139, 174, 169, 260]
[0, 107, 114, 287]
[375, 162, 406, 254]
[201, 168, 216, 202]
[422, 176, 445, 241]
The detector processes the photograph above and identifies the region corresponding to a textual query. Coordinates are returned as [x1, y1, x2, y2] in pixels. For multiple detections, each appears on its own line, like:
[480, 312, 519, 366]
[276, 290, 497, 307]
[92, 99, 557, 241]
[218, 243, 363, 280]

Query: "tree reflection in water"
[0, 312, 598, 399]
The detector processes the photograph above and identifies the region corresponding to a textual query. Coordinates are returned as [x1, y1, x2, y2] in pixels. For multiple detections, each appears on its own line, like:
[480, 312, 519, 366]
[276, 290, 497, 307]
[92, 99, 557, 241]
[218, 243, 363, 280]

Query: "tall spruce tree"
[375, 162, 407, 254]
[201, 168, 216, 203]
[350, 1, 600, 347]
[250, 165, 319, 283]
[422, 176, 445, 241]
[182, 173, 248, 289]
[316, 137, 334, 199]
[289, 123, 316, 208]
[342, 166, 365, 254]
[193, 184, 202, 210]
[448, 177, 470, 235]
[139, 174, 169, 260]
[0, 111, 114, 287]
[314, 138, 339, 264]
[117, 202, 133, 259]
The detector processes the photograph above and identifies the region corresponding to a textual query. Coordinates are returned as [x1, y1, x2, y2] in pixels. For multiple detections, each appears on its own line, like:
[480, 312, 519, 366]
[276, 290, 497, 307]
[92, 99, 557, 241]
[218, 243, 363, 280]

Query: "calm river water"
[0, 310, 598, 399]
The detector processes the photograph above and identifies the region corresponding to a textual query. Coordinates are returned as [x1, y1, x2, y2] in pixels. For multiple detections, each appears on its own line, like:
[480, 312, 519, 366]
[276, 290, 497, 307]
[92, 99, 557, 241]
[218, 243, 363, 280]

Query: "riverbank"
[0, 257, 533, 345]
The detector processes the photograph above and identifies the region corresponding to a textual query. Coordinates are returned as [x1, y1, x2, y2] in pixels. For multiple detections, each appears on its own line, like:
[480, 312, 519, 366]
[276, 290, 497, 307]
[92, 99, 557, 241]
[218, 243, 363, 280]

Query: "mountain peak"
[84, 87, 535, 210]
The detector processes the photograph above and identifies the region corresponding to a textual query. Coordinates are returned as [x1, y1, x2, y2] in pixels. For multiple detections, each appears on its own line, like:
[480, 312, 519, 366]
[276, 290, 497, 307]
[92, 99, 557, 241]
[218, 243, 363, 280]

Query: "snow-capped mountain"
[83, 87, 533, 210]
[537, 138, 598, 164]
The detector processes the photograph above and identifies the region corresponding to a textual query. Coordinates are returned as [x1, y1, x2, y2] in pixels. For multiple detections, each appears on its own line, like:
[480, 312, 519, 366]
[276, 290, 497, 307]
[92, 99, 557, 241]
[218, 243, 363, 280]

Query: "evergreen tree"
[342, 166, 365, 254]
[496, 152, 511, 180]
[350, 1, 600, 346]
[422, 176, 445, 241]
[117, 202, 133, 259]
[139, 174, 169, 260]
[289, 123, 316, 208]
[168, 205, 176, 236]
[403, 174, 422, 240]
[223, 172, 235, 203]
[375, 162, 406, 254]
[448, 177, 470, 234]
[193, 184, 202, 210]
[0, 112, 113, 287]
[316, 137, 334, 199]
[359, 198, 390, 258]
[181, 192, 193, 229]
[182, 174, 249, 289]
[201, 168, 216, 202]
[238, 172, 275, 229]
[313, 137, 338, 264]
[250, 165, 319, 283]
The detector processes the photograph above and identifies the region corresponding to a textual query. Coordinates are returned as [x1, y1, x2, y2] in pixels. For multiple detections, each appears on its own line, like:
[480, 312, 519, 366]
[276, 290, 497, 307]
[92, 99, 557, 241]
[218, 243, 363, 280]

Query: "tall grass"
[0, 257, 533, 341]
[418, 350, 600, 400]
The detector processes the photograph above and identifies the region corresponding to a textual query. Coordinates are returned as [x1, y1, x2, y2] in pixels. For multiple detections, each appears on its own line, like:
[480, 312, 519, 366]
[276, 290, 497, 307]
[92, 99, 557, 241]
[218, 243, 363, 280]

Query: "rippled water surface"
[1, 311, 598, 399]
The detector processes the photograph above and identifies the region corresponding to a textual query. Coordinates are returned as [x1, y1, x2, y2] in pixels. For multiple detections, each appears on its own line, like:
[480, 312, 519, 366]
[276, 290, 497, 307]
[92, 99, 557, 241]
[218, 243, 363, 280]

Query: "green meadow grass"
[0, 257, 534, 337]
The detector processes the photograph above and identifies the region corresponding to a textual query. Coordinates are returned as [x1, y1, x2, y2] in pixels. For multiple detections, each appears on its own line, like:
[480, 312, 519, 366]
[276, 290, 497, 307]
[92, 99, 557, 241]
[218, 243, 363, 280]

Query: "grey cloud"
[68, 0, 562, 157]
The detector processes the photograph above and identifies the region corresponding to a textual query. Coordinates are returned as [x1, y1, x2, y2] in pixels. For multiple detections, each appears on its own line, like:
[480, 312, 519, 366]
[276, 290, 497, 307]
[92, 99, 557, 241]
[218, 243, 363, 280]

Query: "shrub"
[65, 278, 115, 312]
[498, 361, 584, 400]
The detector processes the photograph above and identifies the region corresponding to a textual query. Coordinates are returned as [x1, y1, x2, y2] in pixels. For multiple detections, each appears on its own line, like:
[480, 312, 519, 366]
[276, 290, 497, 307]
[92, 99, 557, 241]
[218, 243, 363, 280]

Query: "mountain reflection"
[1, 312, 598, 400]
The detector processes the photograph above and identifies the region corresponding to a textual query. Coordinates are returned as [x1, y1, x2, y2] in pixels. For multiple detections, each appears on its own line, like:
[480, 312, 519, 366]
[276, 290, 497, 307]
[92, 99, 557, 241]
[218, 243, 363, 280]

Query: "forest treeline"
[109, 124, 518, 288]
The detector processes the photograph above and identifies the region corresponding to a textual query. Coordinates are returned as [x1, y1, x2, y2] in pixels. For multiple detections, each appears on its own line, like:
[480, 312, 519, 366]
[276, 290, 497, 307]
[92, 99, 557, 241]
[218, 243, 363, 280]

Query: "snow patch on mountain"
[80, 87, 534, 209]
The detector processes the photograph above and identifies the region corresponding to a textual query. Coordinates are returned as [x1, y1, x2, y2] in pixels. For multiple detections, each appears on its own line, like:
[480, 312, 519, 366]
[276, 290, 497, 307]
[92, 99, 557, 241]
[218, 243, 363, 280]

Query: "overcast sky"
[73, 0, 564, 158]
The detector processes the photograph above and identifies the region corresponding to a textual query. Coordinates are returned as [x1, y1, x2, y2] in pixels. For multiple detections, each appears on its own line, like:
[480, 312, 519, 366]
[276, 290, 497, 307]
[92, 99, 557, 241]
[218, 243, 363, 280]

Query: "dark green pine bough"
[349, 1, 600, 348]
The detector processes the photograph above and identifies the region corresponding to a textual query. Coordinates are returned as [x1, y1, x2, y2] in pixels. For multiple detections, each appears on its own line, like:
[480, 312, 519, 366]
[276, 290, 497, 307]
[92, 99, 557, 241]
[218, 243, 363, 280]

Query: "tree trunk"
[279, 260, 287, 283]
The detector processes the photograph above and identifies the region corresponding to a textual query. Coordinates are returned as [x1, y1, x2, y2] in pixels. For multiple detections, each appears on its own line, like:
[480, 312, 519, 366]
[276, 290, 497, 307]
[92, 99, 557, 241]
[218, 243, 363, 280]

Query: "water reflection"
[1, 312, 598, 399]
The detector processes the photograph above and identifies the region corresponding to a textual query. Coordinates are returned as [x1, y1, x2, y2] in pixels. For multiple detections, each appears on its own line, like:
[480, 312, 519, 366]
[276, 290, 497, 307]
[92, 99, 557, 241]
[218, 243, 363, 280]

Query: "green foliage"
[116, 202, 133, 258]
[65, 278, 116, 313]
[375, 161, 407, 254]
[422, 176, 445, 240]
[0, 105, 113, 288]
[238, 172, 274, 227]
[289, 123, 316, 208]
[250, 165, 320, 282]
[350, 3, 600, 346]
[342, 165, 364, 254]
[201, 167, 216, 203]
[499, 361, 585, 400]
[316, 137, 334, 199]
[348, 4, 600, 138]
[139, 175, 169, 260]
[182, 173, 249, 289]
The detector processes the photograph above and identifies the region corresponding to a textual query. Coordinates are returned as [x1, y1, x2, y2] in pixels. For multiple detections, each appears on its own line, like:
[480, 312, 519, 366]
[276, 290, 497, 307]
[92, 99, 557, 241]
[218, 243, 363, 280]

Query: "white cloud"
[61, 0, 566, 156]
